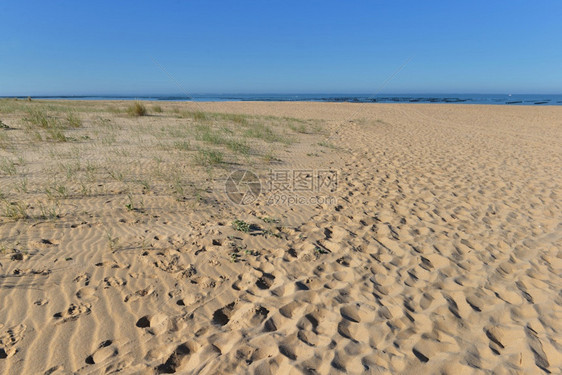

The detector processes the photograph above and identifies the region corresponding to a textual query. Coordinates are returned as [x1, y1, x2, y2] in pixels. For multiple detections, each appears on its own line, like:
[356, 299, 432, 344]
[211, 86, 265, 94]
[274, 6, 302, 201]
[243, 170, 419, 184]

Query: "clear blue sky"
[1, 1, 561, 95]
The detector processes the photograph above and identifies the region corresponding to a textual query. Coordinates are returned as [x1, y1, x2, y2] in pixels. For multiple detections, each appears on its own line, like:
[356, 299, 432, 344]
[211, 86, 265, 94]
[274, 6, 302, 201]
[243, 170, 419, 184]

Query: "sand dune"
[0, 101, 561, 374]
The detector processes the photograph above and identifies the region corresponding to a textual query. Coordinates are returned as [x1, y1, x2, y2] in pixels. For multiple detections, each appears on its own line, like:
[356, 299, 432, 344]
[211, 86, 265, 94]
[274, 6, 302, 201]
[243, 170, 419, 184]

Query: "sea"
[3, 94, 562, 106]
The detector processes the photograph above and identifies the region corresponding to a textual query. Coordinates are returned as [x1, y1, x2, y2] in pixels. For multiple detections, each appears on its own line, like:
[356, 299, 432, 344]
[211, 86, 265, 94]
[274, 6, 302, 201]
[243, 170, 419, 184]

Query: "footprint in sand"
[11, 268, 51, 277]
[94, 260, 129, 269]
[53, 303, 91, 324]
[525, 325, 552, 372]
[250, 306, 269, 326]
[76, 287, 97, 301]
[103, 276, 127, 289]
[155, 342, 197, 374]
[30, 239, 59, 249]
[231, 272, 255, 291]
[339, 303, 374, 323]
[85, 339, 118, 365]
[73, 273, 91, 286]
[10, 252, 27, 261]
[279, 301, 304, 319]
[124, 285, 155, 303]
[255, 272, 275, 290]
[136, 313, 169, 335]
[212, 302, 237, 326]
[0, 324, 26, 359]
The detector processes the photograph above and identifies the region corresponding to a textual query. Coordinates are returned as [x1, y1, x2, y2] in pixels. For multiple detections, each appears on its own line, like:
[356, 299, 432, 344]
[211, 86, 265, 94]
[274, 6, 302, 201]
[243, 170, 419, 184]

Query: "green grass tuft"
[243, 123, 291, 144]
[232, 219, 251, 233]
[127, 101, 147, 117]
[194, 149, 224, 165]
[173, 140, 191, 151]
[318, 141, 339, 149]
[66, 112, 82, 128]
[25, 108, 55, 128]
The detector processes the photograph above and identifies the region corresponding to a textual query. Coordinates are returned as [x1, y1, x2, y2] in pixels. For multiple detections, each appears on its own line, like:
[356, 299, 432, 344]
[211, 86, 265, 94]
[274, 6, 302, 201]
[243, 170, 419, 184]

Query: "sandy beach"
[0, 100, 561, 374]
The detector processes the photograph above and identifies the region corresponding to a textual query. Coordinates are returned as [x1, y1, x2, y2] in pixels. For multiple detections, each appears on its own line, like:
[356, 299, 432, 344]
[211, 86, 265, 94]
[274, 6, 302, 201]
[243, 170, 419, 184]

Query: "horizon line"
[2, 92, 562, 98]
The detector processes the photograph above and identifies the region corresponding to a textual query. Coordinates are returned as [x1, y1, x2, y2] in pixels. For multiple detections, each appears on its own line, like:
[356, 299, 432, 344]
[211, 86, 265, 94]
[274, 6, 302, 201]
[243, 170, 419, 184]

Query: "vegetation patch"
[127, 101, 147, 116]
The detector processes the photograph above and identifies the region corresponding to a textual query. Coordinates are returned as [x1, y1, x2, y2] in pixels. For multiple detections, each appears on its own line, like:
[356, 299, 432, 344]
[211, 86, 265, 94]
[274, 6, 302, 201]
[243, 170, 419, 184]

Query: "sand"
[0, 101, 561, 374]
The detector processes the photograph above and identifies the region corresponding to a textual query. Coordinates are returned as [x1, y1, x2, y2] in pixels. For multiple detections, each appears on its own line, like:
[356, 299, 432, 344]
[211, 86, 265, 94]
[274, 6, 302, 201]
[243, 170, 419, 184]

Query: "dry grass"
[0, 100, 323, 222]
[127, 101, 147, 116]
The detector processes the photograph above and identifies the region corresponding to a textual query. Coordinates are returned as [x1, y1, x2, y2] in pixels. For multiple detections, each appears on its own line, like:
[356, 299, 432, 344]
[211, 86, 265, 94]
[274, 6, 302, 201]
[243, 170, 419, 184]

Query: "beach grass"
[0, 100, 321, 221]
[127, 101, 147, 116]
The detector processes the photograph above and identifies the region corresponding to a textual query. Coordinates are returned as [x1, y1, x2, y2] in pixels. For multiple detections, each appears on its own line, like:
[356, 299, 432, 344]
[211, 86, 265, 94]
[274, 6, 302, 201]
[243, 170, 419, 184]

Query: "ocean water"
[3, 94, 562, 105]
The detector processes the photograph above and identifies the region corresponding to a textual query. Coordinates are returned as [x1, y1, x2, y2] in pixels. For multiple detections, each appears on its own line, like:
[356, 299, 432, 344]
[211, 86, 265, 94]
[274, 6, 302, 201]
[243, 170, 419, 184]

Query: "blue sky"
[1, 1, 561, 95]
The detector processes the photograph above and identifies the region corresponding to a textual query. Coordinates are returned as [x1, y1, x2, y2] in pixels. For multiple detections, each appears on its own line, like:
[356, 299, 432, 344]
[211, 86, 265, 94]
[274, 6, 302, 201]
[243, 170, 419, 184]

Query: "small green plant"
[39, 202, 59, 220]
[25, 109, 53, 128]
[66, 161, 81, 180]
[107, 168, 125, 181]
[173, 141, 191, 151]
[262, 217, 280, 224]
[225, 139, 250, 155]
[16, 177, 29, 193]
[125, 193, 144, 212]
[232, 219, 251, 233]
[194, 149, 223, 166]
[101, 134, 116, 145]
[125, 194, 134, 211]
[106, 105, 123, 114]
[46, 182, 69, 199]
[85, 162, 98, 182]
[314, 246, 329, 255]
[138, 179, 151, 192]
[47, 128, 68, 142]
[230, 252, 241, 262]
[0, 158, 16, 175]
[0, 131, 9, 149]
[127, 101, 147, 117]
[244, 123, 287, 143]
[263, 228, 281, 238]
[152, 105, 163, 113]
[194, 124, 224, 144]
[79, 181, 92, 196]
[183, 111, 207, 121]
[170, 175, 186, 200]
[262, 150, 277, 163]
[4, 201, 28, 220]
[95, 116, 112, 126]
[245, 249, 259, 256]
[288, 122, 308, 133]
[194, 124, 250, 155]
[224, 113, 249, 125]
[66, 112, 82, 128]
[318, 141, 339, 149]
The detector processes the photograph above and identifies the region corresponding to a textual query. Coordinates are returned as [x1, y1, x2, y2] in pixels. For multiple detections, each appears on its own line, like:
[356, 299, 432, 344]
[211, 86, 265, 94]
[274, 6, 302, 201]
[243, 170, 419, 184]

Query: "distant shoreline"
[2, 94, 562, 106]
